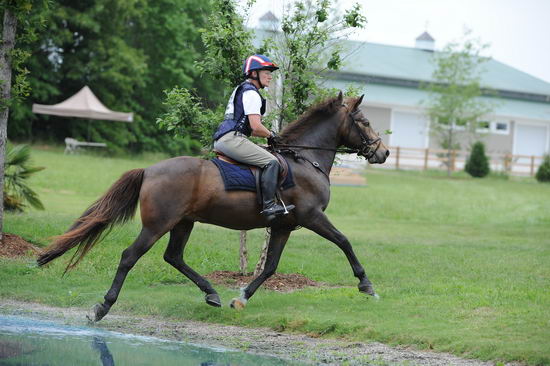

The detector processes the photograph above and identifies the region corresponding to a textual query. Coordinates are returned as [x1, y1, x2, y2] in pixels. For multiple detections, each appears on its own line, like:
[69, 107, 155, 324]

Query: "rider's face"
[258, 70, 273, 87]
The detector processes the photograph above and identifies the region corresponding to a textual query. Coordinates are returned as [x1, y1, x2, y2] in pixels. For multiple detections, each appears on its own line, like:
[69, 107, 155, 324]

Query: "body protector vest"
[213, 81, 266, 141]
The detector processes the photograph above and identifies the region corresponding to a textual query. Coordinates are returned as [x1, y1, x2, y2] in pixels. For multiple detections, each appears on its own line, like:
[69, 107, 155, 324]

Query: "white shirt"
[224, 87, 262, 117]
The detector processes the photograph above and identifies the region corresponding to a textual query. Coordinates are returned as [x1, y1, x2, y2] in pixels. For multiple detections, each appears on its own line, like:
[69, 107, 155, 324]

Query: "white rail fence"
[388, 146, 545, 176]
[337, 146, 546, 176]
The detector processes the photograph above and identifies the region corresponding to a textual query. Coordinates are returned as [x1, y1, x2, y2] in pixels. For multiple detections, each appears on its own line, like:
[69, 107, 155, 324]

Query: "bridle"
[348, 109, 382, 160]
[269, 105, 383, 180]
[271, 105, 382, 159]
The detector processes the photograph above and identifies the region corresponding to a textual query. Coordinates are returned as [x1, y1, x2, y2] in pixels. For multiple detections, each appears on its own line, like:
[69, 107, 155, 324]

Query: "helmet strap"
[248, 70, 265, 89]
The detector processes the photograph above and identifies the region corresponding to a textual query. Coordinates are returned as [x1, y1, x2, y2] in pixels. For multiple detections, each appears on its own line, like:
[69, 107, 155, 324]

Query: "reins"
[271, 107, 382, 158]
[272, 144, 359, 154]
[268, 106, 383, 180]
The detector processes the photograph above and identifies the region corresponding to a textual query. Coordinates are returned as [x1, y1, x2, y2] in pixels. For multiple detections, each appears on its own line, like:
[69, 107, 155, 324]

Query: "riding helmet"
[242, 54, 279, 77]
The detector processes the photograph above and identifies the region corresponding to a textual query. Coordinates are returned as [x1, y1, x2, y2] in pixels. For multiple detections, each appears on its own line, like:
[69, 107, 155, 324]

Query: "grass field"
[2, 146, 549, 365]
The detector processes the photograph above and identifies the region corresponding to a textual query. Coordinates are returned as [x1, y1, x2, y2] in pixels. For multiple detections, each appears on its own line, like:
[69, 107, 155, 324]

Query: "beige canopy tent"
[32, 85, 133, 122]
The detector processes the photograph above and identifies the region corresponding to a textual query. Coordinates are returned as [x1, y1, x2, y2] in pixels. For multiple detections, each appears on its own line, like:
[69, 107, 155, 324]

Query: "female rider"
[212, 54, 294, 222]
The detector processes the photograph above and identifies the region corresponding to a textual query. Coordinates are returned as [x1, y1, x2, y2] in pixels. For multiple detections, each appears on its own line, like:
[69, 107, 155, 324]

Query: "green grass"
[2, 147, 550, 365]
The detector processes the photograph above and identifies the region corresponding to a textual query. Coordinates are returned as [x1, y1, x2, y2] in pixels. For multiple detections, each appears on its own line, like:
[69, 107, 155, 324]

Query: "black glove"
[267, 131, 281, 146]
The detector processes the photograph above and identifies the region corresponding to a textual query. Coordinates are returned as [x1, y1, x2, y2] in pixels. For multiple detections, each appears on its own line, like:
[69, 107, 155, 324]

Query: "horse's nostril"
[385, 150, 390, 157]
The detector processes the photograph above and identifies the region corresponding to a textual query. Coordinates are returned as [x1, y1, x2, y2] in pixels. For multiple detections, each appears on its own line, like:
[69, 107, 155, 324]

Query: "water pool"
[0, 315, 305, 365]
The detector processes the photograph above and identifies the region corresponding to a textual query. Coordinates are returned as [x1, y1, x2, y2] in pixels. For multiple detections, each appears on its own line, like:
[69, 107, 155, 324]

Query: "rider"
[213, 54, 294, 221]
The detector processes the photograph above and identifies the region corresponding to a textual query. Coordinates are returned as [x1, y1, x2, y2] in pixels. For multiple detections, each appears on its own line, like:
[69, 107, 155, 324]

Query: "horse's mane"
[279, 96, 341, 143]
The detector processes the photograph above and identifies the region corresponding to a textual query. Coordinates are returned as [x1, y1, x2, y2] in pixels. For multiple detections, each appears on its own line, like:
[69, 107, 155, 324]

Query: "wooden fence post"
[530, 156, 535, 176]
[396, 146, 400, 170]
[504, 153, 513, 173]
[450, 150, 456, 172]
[424, 148, 429, 171]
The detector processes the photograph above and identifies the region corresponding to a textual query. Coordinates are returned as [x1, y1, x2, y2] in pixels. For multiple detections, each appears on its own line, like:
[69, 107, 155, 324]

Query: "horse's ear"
[352, 94, 364, 111]
[337, 91, 344, 105]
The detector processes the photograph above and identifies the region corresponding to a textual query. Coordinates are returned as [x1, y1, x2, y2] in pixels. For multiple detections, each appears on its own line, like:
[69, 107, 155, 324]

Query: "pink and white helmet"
[242, 54, 279, 77]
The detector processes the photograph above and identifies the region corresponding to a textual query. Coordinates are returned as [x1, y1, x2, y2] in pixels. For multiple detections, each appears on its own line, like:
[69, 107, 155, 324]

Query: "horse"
[37, 92, 390, 322]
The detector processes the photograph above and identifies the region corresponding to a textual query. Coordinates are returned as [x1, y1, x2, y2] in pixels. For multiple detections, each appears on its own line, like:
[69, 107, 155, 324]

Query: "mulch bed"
[0, 235, 320, 292]
[206, 270, 322, 292]
[0, 233, 41, 258]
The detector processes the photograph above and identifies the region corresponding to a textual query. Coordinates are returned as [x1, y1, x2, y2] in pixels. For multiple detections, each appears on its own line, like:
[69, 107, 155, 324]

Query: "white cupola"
[415, 31, 435, 51]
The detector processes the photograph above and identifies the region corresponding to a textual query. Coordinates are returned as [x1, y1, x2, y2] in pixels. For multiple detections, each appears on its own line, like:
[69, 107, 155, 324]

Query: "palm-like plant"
[4, 143, 45, 211]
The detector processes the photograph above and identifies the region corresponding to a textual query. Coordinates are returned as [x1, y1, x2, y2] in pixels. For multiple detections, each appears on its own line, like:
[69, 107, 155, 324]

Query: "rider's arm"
[242, 90, 272, 138]
[249, 115, 272, 138]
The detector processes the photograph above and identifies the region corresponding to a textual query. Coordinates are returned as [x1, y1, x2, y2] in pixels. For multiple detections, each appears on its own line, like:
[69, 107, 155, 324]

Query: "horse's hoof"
[86, 303, 108, 323]
[358, 282, 376, 296]
[230, 298, 247, 310]
[205, 293, 222, 307]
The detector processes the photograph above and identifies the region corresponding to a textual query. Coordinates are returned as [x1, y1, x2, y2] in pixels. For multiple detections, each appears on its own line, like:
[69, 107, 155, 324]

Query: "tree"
[157, 0, 254, 151]
[423, 30, 495, 176]
[260, 0, 367, 130]
[8, 0, 219, 155]
[1, 0, 49, 240]
[465, 141, 489, 178]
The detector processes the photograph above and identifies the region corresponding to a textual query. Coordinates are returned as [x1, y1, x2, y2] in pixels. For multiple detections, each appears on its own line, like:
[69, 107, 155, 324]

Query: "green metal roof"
[328, 80, 550, 121]
[253, 28, 550, 115]
[340, 41, 550, 98]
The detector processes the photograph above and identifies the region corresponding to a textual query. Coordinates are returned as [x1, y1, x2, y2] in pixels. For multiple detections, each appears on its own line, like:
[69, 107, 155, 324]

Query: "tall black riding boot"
[260, 160, 295, 221]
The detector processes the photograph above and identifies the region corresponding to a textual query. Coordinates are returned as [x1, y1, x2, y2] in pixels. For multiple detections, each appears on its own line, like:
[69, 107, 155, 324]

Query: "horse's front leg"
[230, 227, 291, 309]
[303, 210, 378, 298]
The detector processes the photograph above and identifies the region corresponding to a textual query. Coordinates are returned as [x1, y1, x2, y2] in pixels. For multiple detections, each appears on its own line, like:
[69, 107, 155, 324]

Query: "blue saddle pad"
[212, 158, 295, 192]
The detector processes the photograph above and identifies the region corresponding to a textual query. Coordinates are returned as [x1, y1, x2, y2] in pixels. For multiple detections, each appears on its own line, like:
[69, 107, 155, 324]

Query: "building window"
[477, 121, 490, 133]
[492, 121, 510, 135]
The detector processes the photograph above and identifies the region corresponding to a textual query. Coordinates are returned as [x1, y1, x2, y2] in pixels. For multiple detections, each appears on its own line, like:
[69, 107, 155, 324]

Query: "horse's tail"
[37, 169, 145, 272]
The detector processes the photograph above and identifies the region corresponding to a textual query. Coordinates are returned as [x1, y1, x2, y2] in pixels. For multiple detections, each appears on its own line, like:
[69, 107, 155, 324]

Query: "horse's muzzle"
[368, 149, 390, 164]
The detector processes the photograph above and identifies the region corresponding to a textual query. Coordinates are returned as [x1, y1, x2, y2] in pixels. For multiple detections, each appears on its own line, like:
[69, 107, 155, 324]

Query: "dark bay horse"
[37, 92, 389, 321]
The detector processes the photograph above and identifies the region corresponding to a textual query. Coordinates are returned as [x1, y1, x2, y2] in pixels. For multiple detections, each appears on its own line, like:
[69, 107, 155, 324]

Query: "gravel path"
[0, 300, 517, 366]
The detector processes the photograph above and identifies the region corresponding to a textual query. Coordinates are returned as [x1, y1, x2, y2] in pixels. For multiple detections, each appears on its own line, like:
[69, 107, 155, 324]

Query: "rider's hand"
[267, 131, 281, 146]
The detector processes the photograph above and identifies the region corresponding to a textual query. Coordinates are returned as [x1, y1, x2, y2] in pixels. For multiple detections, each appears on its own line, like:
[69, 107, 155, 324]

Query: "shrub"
[465, 141, 490, 178]
[535, 155, 550, 182]
[4, 143, 45, 211]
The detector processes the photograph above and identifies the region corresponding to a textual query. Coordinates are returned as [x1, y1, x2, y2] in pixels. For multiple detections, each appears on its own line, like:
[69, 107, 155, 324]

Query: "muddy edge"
[0, 300, 518, 366]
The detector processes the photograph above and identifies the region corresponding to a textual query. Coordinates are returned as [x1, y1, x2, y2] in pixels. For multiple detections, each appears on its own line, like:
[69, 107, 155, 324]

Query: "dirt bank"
[0, 299, 517, 366]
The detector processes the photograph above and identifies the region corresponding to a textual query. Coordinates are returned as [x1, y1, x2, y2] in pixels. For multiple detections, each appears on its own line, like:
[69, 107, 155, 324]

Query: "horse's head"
[338, 92, 390, 164]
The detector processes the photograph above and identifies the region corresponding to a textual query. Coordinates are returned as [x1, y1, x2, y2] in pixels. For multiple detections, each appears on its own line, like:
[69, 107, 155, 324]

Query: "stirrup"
[279, 197, 294, 215]
[261, 201, 295, 219]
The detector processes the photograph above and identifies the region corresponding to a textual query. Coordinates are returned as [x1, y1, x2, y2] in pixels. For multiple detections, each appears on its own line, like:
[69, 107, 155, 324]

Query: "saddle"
[211, 150, 295, 204]
[214, 150, 291, 188]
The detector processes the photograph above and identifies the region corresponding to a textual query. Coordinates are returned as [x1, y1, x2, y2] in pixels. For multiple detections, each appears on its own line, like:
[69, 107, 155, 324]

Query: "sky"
[243, 0, 550, 83]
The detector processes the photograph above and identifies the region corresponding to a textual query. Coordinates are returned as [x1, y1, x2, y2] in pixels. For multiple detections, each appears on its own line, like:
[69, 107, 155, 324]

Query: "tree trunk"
[239, 230, 248, 275]
[254, 228, 270, 276]
[0, 9, 18, 241]
[447, 124, 454, 177]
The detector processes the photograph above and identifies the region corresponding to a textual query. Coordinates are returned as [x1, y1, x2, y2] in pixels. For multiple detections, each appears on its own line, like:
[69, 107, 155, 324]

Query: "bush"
[4, 143, 45, 211]
[465, 141, 490, 178]
[535, 155, 550, 182]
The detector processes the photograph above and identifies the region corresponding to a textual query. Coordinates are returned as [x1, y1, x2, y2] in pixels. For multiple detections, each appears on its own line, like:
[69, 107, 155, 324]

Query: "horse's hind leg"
[163, 220, 221, 307]
[304, 210, 377, 298]
[230, 228, 291, 309]
[88, 227, 161, 322]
